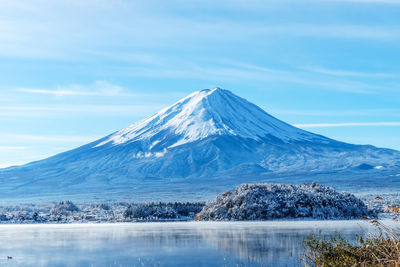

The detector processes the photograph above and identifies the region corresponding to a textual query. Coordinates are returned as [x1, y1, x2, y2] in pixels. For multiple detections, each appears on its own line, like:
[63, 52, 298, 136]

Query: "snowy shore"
[1, 182, 397, 224]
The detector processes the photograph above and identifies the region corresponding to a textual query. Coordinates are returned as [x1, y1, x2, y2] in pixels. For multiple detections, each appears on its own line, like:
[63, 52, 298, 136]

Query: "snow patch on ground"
[133, 149, 168, 159]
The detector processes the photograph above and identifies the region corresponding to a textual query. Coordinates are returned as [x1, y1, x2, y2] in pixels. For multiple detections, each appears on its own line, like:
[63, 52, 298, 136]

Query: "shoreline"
[0, 218, 395, 227]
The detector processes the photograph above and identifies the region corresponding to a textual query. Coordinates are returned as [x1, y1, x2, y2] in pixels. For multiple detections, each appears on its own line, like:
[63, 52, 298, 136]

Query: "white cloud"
[270, 108, 400, 117]
[0, 104, 166, 113]
[303, 67, 395, 78]
[332, 0, 400, 4]
[19, 89, 92, 96]
[1, 0, 400, 61]
[270, 24, 400, 41]
[295, 122, 400, 128]
[0, 133, 99, 143]
[14, 81, 186, 103]
[120, 62, 381, 94]
[18, 80, 127, 97]
[0, 146, 27, 151]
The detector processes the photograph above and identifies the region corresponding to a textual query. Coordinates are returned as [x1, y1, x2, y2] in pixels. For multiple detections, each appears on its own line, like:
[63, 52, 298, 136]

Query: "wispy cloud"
[18, 81, 128, 97]
[0, 133, 99, 143]
[19, 89, 95, 96]
[120, 61, 382, 94]
[0, 146, 28, 151]
[295, 122, 400, 128]
[1, 1, 400, 61]
[0, 104, 166, 113]
[271, 108, 400, 117]
[271, 24, 400, 41]
[303, 66, 395, 78]
[332, 0, 400, 4]
[14, 80, 186, 102]
[0, 133, 102, 168]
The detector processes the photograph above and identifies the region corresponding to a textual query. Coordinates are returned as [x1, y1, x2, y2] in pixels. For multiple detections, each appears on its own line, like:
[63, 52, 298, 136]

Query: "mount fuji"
[1, 88, 400, 202]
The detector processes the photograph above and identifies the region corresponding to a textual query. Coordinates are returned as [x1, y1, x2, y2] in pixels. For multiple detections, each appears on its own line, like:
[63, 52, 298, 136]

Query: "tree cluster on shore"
[0, 201, 204, 223]
[196, 182, 375, 221]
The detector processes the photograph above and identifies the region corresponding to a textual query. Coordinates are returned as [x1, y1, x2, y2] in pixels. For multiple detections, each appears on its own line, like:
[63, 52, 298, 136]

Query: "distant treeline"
[0, 201, 205, 223]
[124, 202, 204, 220]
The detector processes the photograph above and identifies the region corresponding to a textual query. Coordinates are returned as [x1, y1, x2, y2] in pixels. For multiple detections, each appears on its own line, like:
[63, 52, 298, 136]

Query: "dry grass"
[302, 201, 400, 267]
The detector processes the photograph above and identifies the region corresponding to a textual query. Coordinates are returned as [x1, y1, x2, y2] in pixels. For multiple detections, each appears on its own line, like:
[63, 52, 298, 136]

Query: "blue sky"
[1, 0, 400, 167]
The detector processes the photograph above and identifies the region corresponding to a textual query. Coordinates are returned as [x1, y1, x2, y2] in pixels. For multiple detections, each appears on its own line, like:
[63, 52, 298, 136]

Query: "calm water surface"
[0, 220, 383, 267]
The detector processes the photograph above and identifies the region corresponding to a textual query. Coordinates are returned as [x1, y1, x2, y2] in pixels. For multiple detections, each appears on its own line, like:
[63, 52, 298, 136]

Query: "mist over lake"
[0, 220, 385, 266]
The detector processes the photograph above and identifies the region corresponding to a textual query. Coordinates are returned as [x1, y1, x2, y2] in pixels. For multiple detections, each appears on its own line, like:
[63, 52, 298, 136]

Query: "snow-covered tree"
[197, 182, 374, 221]
[50, 201, 79, 216]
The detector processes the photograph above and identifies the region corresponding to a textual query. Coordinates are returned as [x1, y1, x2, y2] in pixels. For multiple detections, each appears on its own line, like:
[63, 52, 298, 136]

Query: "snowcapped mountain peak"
[170, 87, 228, 107]
[2, 87, 400, 201]
[96, 88, 325, 148]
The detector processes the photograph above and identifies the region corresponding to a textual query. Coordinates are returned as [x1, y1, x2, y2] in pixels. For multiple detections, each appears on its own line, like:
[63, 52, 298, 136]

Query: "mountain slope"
[95, 88, 328, 148]
[1, 88, 399, 202]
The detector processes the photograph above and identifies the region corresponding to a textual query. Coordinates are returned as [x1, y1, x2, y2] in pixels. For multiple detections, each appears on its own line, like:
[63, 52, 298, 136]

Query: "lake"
[0, 220, 389, 267]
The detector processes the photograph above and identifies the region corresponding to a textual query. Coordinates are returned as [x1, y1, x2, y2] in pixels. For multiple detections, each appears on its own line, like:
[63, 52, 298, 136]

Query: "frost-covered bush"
[197, 182, 373, 221]
[90, 203, 110, 210]
[50, 201, 79, 216]
[123, 202, 204, 220]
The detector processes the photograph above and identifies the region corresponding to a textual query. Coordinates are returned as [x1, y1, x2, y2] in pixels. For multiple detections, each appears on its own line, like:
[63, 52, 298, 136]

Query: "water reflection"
[0, 221, 374, 267]
[199, 227, 306, 264]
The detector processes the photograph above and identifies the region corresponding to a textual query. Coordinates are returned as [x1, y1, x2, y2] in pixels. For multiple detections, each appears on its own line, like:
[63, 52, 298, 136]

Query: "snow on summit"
[96, 88, 325, 148]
